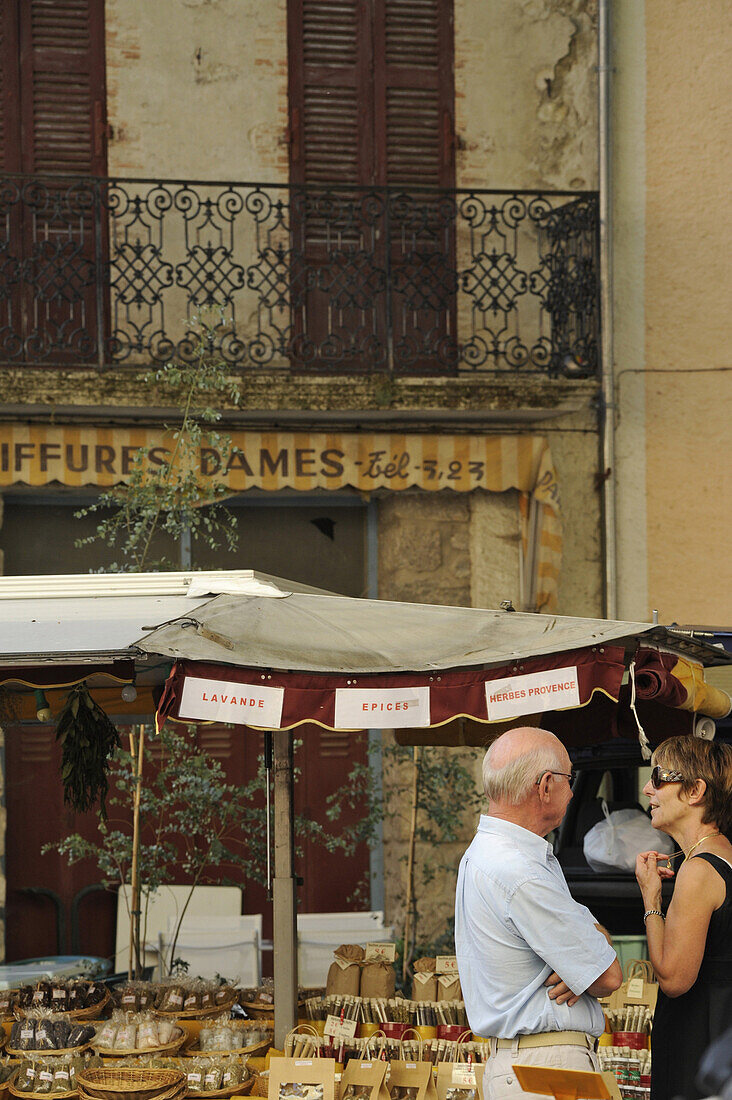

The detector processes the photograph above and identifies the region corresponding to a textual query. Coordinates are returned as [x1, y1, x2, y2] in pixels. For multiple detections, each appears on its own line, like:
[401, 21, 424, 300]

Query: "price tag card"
[365, 942, 396, 962]
[436, 955, 458, 974]
[626, 978, 644, 1000]
[451, 1068, 477, 1088]
[324, 1014, 358, 1041]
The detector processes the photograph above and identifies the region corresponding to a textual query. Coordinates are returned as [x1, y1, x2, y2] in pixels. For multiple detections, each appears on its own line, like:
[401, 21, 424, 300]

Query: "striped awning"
[0, 424, 562, 610]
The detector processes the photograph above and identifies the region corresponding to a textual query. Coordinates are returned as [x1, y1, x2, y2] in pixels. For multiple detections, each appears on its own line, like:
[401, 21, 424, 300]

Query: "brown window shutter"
[0, 1, 22, 171]
[374, 0, 454, 186]
[289, 0, 373, 185]
[18, 0, 107, 175]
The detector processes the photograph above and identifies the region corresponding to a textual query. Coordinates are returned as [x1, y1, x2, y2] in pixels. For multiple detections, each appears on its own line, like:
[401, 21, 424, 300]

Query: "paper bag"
[267, 1057, 336, 1100]
[411, 958, 437, 1002]
[361, 959, 396, 999]
[387, 1061, 438, 1100]
[340, 1059, 391, 1100]
[325, 944, 364, 996]
[436, 974, 462, 1002]
[435, 1063, 485, 1100]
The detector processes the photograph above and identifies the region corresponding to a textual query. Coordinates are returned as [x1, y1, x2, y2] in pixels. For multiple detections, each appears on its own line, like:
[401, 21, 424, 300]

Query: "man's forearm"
[594, 922, 613, 946]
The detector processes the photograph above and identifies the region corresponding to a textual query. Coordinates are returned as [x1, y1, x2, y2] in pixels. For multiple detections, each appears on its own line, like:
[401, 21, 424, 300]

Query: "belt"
[495, 1030, 594, 1051]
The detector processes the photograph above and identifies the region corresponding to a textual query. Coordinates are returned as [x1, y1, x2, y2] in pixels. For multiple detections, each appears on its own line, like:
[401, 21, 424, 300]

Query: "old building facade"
[0, 0, 727, 959]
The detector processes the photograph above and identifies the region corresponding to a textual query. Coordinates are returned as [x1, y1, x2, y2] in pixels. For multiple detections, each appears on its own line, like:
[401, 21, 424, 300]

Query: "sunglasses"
[650, 765, 685, 788]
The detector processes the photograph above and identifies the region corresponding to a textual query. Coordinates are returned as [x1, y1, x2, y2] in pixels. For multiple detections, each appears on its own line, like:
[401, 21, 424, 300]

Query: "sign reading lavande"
[0, 425, 560, 502]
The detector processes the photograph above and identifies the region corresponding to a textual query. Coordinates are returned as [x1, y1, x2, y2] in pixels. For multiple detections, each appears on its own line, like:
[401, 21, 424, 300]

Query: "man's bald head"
[482, 726, 568, 805]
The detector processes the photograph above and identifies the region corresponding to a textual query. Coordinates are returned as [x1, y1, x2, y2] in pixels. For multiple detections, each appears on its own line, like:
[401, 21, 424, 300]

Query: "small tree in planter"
[47, 724, 343, 978]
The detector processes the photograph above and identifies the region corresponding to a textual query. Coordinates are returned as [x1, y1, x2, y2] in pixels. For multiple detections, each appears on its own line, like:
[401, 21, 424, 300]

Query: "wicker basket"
[79, 1087, 186, 1100]
[155, 996, 238, 1022]
[94, 1030, 187, 1060]
[9, 1087, 77, 1100]
[6, 1043, 93, 1059]
[183, 1041, 270, 1061]
[184, 1076, 253, 1099]
[15, 992, 111, 1022]
[0, 1070, 18, 1096]
[76, 1067, 187, 1100]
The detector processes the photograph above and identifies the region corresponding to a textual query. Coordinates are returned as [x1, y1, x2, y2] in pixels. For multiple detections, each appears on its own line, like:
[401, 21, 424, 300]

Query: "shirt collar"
[477, 814, 554, 862]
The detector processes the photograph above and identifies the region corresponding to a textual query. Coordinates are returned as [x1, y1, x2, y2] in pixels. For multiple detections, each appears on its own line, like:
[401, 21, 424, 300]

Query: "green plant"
[327, 738, 484, 979]
[75, 312, 241, 571]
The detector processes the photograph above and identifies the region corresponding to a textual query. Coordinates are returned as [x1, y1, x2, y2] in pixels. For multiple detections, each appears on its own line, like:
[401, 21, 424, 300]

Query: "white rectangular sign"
[485, 666, 580, 720]
[334, 686, 431, 728]
[179, 676, 285, 727]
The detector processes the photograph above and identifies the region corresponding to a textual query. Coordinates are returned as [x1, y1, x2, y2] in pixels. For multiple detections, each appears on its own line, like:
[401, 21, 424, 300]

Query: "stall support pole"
[273, 729, 298, 1048]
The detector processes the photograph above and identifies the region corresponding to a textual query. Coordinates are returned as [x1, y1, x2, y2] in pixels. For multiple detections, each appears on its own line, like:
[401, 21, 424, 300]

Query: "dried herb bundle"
[56, 684, 120, 818]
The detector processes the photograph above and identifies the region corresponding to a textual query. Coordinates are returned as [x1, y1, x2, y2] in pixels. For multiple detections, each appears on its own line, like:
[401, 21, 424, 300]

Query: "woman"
[635, 735, 732, 1100]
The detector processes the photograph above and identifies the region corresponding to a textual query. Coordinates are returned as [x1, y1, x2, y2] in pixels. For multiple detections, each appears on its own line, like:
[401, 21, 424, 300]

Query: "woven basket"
[184, 1076, 253, 1099]
[0, 1071, 18, 1096]
[9, 1087, 77, 1100]
[15, 991, 111, 1022]
[156, 995, 238, 1022]
[183, 1041, 270, 1061]
[79, 1087, 186, 1100]
[94, 1030, 187, 1059]
[6, 1042, 93, 1059]
[76, 1067, 186, 1100]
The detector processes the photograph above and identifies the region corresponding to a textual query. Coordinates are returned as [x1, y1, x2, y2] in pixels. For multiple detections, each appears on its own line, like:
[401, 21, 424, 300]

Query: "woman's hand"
[635, 850, 675, 906]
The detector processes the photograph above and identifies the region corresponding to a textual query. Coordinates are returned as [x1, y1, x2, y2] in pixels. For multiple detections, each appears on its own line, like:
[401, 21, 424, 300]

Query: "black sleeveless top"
[651, 852, 732, 1100]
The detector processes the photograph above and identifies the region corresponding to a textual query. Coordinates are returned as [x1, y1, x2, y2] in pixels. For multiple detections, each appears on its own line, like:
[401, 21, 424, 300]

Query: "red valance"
[156, 646, 627, 733]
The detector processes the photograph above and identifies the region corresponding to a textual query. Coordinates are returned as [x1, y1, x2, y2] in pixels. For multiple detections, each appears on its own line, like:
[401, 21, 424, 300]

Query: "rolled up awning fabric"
[634, 648, 732, 719]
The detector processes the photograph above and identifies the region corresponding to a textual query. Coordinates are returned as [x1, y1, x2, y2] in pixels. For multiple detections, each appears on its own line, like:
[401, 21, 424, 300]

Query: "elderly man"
[455, 726, 622, 1099]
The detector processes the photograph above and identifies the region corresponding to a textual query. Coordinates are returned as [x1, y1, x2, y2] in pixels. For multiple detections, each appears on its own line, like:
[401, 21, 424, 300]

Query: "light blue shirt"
[455, 815, 617, 1039]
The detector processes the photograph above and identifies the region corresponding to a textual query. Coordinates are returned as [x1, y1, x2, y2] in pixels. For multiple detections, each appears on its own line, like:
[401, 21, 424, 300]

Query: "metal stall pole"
[272, 729, 298, 1048]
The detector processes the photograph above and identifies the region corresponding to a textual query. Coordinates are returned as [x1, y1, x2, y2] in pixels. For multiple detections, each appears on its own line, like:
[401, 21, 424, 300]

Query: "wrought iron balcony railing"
[0, 175, 600, 378]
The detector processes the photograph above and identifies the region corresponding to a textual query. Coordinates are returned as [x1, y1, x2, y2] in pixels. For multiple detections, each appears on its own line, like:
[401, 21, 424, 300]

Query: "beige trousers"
[484, 1039, 600, 1100]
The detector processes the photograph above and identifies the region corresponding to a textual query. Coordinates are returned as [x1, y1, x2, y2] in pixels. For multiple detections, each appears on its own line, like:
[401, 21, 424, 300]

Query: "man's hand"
[544, 971, 580, 1007]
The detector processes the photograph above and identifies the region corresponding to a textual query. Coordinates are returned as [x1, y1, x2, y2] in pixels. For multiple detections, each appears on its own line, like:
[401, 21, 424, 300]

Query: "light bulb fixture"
[121, 682, 138, 703]
[34, 689, 52, 723]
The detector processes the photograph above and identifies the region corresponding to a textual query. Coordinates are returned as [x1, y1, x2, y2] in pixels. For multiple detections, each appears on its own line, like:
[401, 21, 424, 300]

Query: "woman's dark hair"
[653, 736, 732, 833]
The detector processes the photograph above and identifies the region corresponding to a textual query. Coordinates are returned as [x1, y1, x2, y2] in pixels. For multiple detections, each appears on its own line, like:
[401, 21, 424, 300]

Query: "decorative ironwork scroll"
[0, 176, 599, 377]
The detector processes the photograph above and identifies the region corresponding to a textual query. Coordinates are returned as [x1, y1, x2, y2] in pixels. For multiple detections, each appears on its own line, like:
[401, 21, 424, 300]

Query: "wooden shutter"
[18, 0, 107, 175]
[289, 0, 453, 187]
[0, 2, 22, 171]
[288, 0, 373, 185]
[375, 0, 453, 186]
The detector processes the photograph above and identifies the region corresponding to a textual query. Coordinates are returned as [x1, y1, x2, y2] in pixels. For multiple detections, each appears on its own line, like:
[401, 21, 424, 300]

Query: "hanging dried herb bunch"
[56, 683, 121, 819]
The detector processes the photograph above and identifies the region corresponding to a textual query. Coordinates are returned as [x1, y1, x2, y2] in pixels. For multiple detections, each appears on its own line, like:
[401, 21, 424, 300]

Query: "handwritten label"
[436, 956, 458, 974]
[334, 687, 431, 729]
[324, 1015, 358, 1041]
[485, 667, 579, 721]
[180, 676, 285, 728]
[451, 1068, 477, 1088]
[365, 942, 396, 962]
[626, 978, 644, 1000]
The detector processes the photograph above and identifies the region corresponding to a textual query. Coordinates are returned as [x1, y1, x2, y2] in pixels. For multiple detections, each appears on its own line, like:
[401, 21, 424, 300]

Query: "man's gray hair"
[482, 742, 566, 804]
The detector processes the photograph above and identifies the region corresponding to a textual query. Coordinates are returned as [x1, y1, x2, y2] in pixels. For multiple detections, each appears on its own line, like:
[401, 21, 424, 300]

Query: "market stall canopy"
[0, 570, 329, 714]
[134, 572, 732, 739]
[136, 572, 728, 674]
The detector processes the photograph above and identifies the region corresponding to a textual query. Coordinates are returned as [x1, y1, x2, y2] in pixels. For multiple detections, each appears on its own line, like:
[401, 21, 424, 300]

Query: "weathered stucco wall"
[641, 0, 732, 624]
[614, 0, 732, 626]
[105, 0, 289, 181]
[455, 0, 598, 190]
